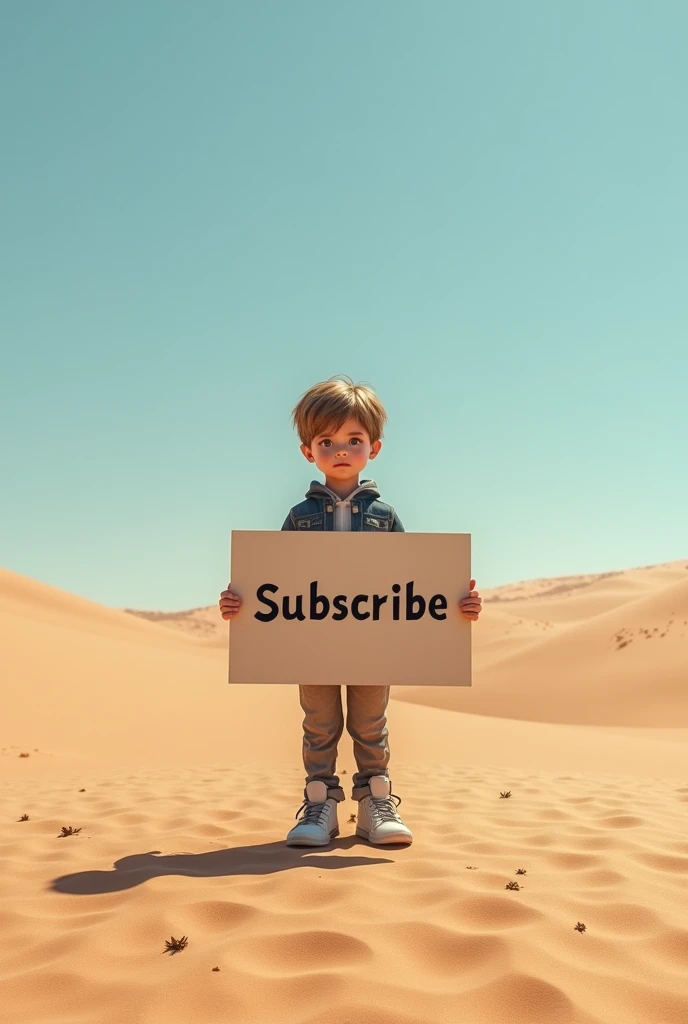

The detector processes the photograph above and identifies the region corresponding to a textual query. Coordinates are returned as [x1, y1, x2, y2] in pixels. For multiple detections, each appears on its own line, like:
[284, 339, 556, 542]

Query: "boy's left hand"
[459, 579, 482, 621]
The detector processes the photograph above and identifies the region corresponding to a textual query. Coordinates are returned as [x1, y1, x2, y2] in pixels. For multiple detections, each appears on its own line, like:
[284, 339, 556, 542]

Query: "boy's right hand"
[219, 583, 243, 620]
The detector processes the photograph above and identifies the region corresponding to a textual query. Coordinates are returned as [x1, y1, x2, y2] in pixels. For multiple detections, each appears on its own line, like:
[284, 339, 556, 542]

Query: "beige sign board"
[228, 530, 471, 687]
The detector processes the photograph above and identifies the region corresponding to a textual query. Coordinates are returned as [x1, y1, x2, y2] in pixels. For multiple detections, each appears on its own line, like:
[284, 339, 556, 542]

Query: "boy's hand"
[219, 583, 243, 620]
[459, 579, 482, 621]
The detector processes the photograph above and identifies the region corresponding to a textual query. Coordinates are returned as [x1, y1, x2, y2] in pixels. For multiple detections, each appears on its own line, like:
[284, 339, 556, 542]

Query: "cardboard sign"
[228, 531, 471, 687]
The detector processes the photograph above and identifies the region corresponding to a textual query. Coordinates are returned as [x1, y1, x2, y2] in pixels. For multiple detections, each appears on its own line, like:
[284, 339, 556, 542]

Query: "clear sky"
[2, 1, 686, 612]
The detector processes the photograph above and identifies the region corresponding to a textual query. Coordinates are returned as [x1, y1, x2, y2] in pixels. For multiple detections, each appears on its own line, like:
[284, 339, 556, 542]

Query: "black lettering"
[256, 584, 443, 624]
[406, 580, 425, 620]
[255, 583, 279, 622]
[282, 595, 305, 621]
[309, 580, 330, 620]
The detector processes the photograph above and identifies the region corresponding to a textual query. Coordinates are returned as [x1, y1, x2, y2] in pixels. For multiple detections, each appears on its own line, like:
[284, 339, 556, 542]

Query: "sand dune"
[398, 569, 688, 727]
[2, 560, 687, 1023]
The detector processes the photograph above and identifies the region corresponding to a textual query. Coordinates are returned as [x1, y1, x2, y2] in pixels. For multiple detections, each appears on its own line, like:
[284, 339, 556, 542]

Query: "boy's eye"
[317, 437, 363, 447]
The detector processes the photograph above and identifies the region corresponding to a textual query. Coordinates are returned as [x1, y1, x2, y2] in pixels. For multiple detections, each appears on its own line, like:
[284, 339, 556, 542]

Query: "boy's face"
[300, 416, 382, 487]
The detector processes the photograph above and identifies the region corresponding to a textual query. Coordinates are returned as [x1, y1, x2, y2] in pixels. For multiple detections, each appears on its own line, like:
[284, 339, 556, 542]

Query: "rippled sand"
[2, 560, 687, 1023]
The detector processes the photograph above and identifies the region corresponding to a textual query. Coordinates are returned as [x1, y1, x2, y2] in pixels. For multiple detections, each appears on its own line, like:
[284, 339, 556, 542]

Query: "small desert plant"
[505, 881, 521, 891]
[163, 935, 188, 953]
[58, 826, 82, 837]
[499, 791, 512, 799]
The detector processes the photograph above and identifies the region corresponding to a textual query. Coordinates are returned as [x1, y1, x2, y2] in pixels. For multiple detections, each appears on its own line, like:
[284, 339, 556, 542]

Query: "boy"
[219, 375, 482, 848]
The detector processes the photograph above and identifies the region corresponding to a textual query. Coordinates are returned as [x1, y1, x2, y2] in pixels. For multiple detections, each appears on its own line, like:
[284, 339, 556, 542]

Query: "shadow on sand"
[50, 834, 407, 895]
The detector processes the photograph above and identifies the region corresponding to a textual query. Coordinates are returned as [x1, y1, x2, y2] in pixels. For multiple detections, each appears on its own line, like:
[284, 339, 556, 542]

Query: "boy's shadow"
[50, 835, 402, 895]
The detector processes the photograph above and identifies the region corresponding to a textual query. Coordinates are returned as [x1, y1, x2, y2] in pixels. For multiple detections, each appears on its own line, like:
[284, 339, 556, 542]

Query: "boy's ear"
[369, 439, 383, 459]
[300, 442, 315, 463]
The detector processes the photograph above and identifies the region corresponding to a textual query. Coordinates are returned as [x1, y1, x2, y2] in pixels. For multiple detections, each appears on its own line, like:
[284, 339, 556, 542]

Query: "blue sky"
[2, 1, 686, 611]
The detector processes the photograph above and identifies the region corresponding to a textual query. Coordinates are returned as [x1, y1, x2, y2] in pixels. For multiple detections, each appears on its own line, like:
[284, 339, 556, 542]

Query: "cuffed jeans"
[299, 685, 391, 802]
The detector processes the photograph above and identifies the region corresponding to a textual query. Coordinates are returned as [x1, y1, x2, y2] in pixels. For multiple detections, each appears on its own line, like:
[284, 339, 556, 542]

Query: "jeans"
[298, 685, 391, 802]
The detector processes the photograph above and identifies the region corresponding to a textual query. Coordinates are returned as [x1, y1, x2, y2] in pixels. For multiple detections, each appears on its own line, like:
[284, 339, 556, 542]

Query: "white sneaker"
[356, 775, 413, 845]
[286, 780, 340, 847]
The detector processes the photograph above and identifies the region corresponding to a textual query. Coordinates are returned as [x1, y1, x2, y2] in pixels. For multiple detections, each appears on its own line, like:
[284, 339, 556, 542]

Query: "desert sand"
[1, 559, 687, 1024]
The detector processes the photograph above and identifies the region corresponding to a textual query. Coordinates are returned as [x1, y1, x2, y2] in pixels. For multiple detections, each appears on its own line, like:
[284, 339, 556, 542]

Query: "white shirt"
[334, 499, 352, 531]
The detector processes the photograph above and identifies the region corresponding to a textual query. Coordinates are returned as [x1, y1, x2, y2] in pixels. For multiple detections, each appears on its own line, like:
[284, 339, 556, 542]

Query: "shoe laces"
[295, 799, 330, 824]
[368, 792, 402, 824]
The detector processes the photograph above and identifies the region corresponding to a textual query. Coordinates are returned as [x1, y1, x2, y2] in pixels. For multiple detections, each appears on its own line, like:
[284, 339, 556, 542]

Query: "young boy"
[219, 375, 482, 848]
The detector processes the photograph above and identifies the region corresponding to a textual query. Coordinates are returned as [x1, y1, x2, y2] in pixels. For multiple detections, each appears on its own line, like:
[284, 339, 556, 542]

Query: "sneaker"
[356, 775, 413, 845]
[285, 779, 340, 847]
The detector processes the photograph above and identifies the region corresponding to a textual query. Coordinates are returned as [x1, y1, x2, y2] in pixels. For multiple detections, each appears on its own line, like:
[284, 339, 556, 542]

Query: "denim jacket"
[281, 479, 405, 532]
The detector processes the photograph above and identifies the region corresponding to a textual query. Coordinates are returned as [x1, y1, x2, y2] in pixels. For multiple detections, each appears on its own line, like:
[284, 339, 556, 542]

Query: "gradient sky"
[2, 1, 686, 612]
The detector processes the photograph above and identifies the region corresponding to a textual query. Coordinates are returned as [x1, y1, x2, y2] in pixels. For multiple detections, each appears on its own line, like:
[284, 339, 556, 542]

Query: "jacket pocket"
[295, 514, 324, 530]
[363, 514, 390, 531]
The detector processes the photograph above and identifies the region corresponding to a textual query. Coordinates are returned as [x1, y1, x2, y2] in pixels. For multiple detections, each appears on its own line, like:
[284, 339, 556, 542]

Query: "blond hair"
[291, 375, 388, 447]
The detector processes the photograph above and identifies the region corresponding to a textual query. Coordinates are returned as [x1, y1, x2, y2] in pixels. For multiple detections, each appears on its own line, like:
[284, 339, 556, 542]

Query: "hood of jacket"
[305, 478, 380, 502]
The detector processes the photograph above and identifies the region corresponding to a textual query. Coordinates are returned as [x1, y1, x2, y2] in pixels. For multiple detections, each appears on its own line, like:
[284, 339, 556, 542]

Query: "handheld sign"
[228, 530, 471, 687]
